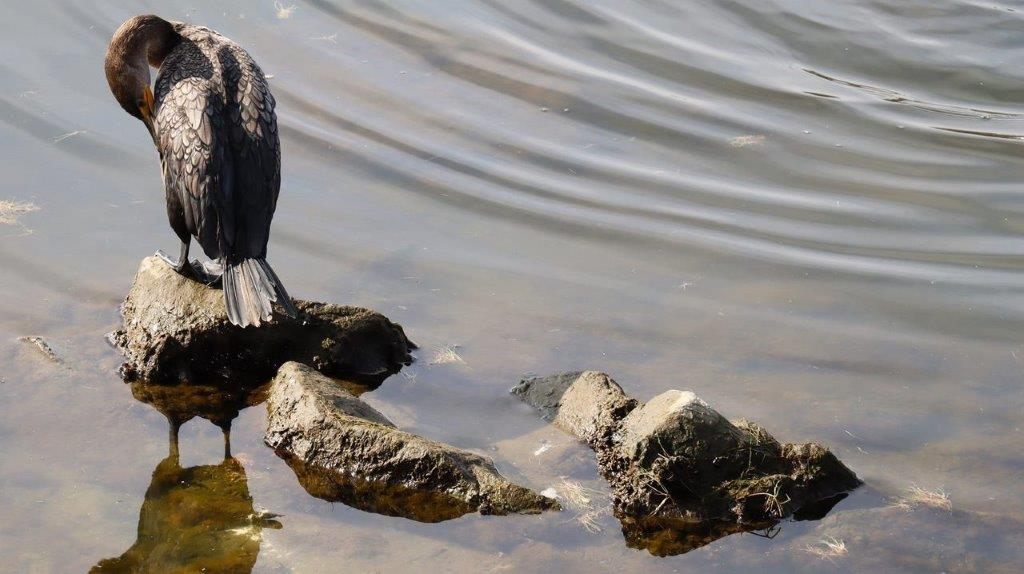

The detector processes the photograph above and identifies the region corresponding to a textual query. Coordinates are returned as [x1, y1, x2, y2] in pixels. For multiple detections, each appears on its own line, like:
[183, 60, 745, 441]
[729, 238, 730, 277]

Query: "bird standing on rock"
[104, 14, 298, 327]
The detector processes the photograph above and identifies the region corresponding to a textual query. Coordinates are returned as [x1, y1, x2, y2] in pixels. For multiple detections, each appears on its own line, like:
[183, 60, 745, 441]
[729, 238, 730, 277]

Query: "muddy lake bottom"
[2, 1, 1024, 572]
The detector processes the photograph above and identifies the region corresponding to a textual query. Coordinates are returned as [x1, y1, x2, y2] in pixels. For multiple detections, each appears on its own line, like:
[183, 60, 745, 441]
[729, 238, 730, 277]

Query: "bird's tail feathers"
[223, 258, 299, 328]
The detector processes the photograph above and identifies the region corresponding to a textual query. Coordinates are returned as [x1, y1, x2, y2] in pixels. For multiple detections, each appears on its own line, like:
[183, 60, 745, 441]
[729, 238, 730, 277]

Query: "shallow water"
[2, 0, 1023, 572]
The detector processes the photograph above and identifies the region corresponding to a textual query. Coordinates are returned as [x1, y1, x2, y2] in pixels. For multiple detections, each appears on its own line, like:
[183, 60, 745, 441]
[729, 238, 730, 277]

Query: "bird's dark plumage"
[106, 15, 297, 327]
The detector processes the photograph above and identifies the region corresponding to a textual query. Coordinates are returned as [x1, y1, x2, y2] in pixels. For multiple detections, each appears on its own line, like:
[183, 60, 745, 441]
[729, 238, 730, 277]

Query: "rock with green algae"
[511, 371, 861, 527]
[265, 362, 560, 522]
[112, 256, 415, 385]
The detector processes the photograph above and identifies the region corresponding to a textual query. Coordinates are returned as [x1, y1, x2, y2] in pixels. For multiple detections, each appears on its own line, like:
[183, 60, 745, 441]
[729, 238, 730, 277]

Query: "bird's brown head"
[104, 15, 180, 134]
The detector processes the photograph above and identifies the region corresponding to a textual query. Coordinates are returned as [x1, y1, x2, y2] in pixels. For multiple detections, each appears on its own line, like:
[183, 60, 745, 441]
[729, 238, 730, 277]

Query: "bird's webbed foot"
[155, 249, 193, 275]
[155, 249, 221, 285]
[189, 258, 223, 286]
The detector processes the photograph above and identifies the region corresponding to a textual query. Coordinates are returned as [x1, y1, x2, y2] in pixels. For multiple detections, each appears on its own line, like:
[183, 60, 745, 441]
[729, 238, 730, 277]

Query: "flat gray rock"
[266, 362, 559, 521]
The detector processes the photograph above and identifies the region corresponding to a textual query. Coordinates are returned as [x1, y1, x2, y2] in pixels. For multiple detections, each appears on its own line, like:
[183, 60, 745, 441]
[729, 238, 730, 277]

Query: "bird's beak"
[139, 86, 156, 138]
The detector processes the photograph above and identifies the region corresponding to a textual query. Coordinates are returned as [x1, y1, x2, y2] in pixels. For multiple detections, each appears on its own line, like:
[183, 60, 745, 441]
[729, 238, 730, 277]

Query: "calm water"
[2, 0, 1023, 572]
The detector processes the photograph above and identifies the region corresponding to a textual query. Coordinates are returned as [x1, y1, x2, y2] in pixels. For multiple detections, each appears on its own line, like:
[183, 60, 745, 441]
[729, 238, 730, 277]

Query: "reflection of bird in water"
[128, 377, 268, 459]
[90, 419, 281, 574]
[104, 14, 298, 327]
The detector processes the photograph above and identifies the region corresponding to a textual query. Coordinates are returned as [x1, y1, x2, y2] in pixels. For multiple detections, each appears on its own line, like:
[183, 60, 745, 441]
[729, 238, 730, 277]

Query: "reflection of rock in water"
[619, 515, 773, 557]
[91, 424, 281, 574]
[278, 450, 474, 522]
[618, 493, 848, 557]
[131, 379, 266, 429]
[129, 378, 269, 458]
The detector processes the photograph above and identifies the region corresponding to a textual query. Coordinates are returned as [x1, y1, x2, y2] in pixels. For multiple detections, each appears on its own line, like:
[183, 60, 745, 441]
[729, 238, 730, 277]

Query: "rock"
[512, 371, 860, 534]
[112, 256, 415, 385]
[510, 370, 637, 443]
[265, 362, 559, 521]
[617, 390, 749, 468]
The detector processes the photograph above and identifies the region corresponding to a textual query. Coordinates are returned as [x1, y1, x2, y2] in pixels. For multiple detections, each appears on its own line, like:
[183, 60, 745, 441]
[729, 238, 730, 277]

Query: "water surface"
[1, 1, 1023, 572]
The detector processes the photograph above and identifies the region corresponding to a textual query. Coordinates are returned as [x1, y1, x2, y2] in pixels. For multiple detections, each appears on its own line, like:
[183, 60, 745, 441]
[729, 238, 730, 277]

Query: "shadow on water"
[90, 415, 281, 574]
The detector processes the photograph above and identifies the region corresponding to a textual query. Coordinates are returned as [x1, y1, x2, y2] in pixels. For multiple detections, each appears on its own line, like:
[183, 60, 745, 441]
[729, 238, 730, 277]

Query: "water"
[2, 0, 1023, 571]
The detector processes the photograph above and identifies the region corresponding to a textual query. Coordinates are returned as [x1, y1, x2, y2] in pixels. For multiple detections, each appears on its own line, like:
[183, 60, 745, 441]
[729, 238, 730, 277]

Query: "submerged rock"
[265, 362, 559, 521]
[112, 256, 415, 385]
[511, 371, 860, 534]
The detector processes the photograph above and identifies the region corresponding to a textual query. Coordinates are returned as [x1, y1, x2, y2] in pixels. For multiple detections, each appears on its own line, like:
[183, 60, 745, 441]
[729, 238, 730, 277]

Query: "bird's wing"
[154, 74, 228, 258]
[218, 43, 280, 260]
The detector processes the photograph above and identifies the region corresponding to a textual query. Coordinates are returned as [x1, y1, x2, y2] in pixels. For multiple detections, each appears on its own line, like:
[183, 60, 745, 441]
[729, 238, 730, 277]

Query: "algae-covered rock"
[512, 371, 860, 531]
[266, 362, 559, 521]
[112, 256, 415, 385]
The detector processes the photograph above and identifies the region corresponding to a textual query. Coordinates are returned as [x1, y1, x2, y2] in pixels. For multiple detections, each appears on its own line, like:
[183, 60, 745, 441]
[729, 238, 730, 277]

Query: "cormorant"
[104, 14, 298, 327]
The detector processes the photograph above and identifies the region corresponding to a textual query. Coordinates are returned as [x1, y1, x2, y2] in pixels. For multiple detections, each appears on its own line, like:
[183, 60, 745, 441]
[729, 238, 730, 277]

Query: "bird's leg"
[220, 423, 232, 459]
[156, 240, 194, 276]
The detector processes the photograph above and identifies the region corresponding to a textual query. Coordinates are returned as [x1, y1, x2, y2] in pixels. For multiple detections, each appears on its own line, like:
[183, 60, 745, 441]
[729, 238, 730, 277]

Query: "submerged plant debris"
[729, 134, 765, 147]
[18, 336, 62, 363]
[0, 199, 39, 226]
[804, 536, 848, 561]
[430, 344, 466, 365]
[274, 1, 295, 19]
[891, 485, 952, 512]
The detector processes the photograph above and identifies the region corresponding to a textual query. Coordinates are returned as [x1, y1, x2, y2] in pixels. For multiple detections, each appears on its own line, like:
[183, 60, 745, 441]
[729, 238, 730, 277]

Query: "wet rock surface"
[112, 256, 415, 385]
[511, 371, 861, 534]
[266, 362, 559, 521]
